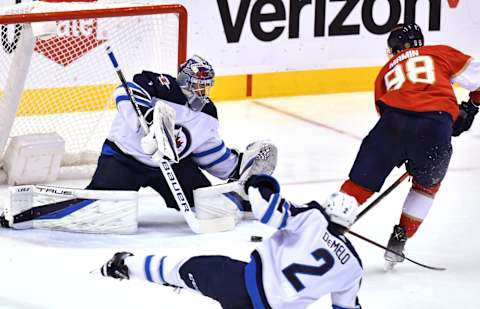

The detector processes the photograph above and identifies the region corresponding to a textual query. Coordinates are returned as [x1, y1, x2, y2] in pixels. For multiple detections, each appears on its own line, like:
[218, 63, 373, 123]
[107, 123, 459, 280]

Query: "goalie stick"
[347, 230, 446, 271]
[106, 46, 234, 234]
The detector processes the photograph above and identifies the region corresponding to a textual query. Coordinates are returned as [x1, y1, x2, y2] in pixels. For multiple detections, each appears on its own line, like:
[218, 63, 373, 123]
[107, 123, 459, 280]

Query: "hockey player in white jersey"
[100, 175, 363, 309]
[87, 55, 276, 213]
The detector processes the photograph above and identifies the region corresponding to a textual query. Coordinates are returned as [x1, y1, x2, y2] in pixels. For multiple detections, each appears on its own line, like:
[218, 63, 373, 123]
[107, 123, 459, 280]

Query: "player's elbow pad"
[245, 175, 290, 228]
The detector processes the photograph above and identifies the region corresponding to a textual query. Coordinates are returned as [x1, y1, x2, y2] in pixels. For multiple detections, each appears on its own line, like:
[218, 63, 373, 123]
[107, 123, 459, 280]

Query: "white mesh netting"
[0, 1, 183, 177]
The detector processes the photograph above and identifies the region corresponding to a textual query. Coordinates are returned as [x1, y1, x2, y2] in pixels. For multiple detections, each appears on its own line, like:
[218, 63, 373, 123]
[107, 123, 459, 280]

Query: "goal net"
[0, 0, 187, 181]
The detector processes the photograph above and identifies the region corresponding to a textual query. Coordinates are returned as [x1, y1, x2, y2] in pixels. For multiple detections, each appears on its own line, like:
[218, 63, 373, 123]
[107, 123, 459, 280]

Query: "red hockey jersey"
[374, 45, 472, 120]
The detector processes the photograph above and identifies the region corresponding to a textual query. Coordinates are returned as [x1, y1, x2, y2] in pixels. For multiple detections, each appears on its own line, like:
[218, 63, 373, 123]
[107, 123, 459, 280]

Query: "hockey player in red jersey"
[330, 23, 480, 269]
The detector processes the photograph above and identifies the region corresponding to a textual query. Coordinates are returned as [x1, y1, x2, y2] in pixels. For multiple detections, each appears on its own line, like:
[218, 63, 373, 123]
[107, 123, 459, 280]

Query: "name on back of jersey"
[389, 49, 420, 69]
[322, 232, 351, 264]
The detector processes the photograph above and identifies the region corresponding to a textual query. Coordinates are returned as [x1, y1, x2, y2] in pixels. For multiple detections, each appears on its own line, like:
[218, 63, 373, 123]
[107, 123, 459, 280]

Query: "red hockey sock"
[399, 214, 422, 238]
[412, 180, 440, 197]
[340, 179, 374, 205]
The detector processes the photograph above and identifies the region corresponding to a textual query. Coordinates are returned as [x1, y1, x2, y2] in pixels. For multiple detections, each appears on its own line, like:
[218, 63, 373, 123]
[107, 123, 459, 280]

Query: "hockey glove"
[452, 99, 479, 137]
[100, 252, 133, 280]
[140, 99, 179, 163]
[244, 174, 280, 199]
[228, 140, 278, 184]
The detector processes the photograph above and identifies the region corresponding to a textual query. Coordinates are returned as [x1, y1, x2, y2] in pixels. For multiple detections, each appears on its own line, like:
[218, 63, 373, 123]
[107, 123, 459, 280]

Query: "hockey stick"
[347, 230, 446, 271]
[106, 46, 234, 234]
[106, 46, 149, 134]
[355, 171, 410, 223]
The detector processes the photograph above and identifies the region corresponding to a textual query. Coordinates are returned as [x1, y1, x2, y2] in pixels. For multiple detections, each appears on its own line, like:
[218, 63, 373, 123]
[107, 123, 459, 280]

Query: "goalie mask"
[177, 55, 215, 112]
[387, 23, 424, 55]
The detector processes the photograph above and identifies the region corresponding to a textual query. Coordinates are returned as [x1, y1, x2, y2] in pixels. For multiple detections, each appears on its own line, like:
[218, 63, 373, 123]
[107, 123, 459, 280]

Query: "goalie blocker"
[1, 185, 138, 234]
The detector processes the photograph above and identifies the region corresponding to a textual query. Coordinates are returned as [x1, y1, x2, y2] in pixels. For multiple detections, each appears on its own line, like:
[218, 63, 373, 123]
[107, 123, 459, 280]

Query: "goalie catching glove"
[229, 140, 278, 184]
[141, 99, 179, 163]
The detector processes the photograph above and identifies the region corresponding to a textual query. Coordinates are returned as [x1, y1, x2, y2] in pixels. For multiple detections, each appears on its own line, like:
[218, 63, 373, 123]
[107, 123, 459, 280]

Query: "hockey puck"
[250, 235, 263, 242]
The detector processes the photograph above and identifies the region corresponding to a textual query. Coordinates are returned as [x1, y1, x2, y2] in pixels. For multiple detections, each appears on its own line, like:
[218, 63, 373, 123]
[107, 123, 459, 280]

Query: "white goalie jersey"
[245, 186, 363, 309]
[107, 71, 238, 179]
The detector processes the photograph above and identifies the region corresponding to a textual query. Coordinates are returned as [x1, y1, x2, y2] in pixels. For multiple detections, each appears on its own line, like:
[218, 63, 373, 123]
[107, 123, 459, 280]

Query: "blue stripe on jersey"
[115, 94, 151, 108]
[35, 199, 96, 220]
[278, 201, 290, 229]
[245, 251, 272, 309]
[332, 305, 360, 309]
[144, 255, 154, 282]
[260, 193, 280, 224]
[101, 143, 118, 156]
[245, 258, 265, 309]
[192, 142, 225, 158]
[199, 148, 232, 169]
[159, 256, 166, 283]
[126, 82, 151, 99]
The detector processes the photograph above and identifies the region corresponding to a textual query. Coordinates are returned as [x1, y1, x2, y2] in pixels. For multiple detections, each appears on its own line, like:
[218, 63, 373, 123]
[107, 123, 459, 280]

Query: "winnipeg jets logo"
[158, 74, 170, 89]
[175, 128, 184, 149]
[174, 124, 191, 158]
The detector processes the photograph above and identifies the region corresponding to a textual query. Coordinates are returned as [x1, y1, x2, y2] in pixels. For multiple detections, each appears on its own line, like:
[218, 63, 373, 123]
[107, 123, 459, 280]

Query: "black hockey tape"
[250, 235, 263, 242]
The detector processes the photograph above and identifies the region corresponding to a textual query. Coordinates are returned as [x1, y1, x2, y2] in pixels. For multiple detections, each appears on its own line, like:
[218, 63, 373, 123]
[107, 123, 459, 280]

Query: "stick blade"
[189, 216, 236, 234]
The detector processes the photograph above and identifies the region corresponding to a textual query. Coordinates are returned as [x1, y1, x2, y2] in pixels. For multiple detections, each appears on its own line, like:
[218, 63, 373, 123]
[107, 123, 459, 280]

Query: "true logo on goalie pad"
[35, 186, 73, 196]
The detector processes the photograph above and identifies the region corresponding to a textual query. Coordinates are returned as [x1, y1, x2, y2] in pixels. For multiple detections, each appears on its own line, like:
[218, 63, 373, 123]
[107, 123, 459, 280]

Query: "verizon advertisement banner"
[173, 0, 479, 75]
[2, 0, 479, 76]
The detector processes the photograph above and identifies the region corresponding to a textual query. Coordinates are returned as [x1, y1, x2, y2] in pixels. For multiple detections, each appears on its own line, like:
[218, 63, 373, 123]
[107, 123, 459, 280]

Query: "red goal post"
[0, 1, 187, 180]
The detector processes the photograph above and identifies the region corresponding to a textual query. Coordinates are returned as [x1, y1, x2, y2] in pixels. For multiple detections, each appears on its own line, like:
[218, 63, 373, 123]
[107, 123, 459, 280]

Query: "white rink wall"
[1, 0, 479, 76]
[171, 0, 480, 74]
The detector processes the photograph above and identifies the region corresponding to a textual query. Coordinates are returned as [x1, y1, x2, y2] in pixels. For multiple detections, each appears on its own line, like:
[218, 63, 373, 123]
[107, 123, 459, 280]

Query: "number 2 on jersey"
[384, 55, 436, 91]
[282, 248, 334, 292]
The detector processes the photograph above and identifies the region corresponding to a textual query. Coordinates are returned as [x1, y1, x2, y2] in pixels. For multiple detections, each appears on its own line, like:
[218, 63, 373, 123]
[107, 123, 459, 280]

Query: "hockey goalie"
[0, 55, 277, 234]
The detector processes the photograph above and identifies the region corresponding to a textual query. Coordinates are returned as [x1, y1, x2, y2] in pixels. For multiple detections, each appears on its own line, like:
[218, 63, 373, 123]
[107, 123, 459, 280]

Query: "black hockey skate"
[0, 215, 9, 228]
[384, 225, 407, 270]
[100, 252, 133, 280]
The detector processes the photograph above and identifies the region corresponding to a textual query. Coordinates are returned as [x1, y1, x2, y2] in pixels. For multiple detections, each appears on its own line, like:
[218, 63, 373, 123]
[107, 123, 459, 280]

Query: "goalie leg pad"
[194, 182, 251, 223]
[4, 185, 138, 234]
[238, 140, 277, 183]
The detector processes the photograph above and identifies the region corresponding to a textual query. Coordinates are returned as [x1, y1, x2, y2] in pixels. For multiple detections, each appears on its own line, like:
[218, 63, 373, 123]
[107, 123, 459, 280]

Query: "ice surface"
[1, 90, 479, 308]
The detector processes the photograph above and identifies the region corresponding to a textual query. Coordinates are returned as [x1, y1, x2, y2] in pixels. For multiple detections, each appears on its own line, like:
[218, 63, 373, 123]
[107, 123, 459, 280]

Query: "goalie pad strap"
[5, 185, 139, 234]
[11, 198, 92, 224]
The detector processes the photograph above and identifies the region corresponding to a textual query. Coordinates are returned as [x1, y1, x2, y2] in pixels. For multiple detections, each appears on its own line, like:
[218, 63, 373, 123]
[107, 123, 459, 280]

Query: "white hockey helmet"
[323, 192, 358, 228]
[177, 55, 215, 112]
